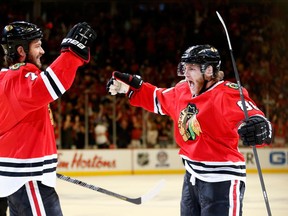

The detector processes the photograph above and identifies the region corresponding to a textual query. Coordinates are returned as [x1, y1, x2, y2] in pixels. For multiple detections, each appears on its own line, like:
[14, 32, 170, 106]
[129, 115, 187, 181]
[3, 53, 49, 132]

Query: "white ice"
[57, 173, 288, 216]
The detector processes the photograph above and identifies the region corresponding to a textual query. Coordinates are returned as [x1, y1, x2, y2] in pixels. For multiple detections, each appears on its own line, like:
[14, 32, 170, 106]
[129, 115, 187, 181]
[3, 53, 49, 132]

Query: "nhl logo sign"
[137, 153, 149, 166]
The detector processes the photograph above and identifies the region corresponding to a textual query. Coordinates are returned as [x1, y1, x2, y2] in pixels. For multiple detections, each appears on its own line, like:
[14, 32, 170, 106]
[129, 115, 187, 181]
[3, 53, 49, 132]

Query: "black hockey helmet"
[177, 44, 221, 76]
[1, 21, 43, 60]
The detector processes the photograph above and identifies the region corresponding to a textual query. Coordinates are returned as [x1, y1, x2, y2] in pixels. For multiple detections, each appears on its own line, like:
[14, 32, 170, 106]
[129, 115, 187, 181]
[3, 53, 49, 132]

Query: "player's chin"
[35, 59, 42, 68]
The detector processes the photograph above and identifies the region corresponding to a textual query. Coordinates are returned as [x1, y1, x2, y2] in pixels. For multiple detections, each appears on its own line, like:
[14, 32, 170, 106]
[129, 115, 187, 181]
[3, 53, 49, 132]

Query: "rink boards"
[57, 148, 288, 176]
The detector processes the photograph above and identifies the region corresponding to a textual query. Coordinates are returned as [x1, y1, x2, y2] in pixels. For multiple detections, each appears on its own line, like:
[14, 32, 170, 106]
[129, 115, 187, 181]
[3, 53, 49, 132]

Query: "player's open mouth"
[188, 80, 194, 88]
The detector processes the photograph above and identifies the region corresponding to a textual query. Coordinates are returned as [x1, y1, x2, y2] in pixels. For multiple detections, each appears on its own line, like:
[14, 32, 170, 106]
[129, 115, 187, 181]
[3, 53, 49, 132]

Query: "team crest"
[178, 103, 202, 141]
[225, 82, 239, 89]
[9, 62, 25, 70]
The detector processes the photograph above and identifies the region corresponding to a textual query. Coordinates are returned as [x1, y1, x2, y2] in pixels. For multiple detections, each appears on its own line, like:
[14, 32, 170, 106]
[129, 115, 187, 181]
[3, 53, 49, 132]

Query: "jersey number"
[25, 72, 38, 81]
[237, 100, 260, 111]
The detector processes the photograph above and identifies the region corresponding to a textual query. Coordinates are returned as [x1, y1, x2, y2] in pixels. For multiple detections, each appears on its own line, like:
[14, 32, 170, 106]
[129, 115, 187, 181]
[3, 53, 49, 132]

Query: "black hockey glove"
[238, 115, 272, 146]
[61, 22, 97, 63]
[107, 71, 143, 98]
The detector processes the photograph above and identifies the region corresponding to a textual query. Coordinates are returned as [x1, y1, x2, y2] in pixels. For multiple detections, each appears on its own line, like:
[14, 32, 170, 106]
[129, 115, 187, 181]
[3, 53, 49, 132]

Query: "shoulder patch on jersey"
[225, 82, 239, 90]
[9, 62, 26, 70]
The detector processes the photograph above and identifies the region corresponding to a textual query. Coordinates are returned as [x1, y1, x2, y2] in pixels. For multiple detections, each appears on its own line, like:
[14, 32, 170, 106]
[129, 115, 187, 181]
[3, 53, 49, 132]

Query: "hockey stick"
[216, 11, 272, 216]
[56, 173, 166, 205]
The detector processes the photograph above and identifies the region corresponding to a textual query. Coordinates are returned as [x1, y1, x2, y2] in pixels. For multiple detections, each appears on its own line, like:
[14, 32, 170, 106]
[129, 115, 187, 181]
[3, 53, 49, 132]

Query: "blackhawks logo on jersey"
[9, 62, 26, 70]
[225, 82, 239, 89]
[178, 103, 202, 141]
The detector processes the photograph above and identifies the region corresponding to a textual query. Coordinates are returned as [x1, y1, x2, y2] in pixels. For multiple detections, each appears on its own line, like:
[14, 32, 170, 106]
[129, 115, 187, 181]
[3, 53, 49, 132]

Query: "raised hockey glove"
[238, 115, 272, 146]
[61, 22, 97, 63]
[106, 71, 143, 98]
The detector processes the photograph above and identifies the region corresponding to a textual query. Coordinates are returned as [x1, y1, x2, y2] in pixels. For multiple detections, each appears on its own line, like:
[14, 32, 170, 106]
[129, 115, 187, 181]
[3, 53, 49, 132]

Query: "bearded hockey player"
[0, 21, 96, 215]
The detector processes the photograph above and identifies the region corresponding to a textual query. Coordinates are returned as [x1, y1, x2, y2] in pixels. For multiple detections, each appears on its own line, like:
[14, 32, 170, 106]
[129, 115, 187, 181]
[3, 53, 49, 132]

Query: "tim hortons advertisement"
[57, 150, 132, 174]
[57, 148, 288, 175]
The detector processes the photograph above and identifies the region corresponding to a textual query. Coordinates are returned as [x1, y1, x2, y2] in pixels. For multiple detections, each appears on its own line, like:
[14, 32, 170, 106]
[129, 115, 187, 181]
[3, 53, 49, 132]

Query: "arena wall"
[57, 148, 288, 176]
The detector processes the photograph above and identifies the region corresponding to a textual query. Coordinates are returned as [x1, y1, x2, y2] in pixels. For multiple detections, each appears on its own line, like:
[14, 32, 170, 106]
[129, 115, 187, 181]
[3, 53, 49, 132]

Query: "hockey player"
[107, 44, 272, 216]
[0, 21, 96, 215]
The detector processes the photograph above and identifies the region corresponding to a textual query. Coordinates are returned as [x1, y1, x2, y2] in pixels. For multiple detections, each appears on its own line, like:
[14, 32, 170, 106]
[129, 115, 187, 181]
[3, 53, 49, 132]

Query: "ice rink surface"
[57, 173, 288, 216]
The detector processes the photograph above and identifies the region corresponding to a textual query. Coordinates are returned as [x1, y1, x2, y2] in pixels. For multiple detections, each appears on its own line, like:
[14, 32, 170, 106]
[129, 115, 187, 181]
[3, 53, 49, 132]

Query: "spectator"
[94, 120, 110, 149]
[146, 119, 159, 148]
[129, 116, 143, 148]
[116, 118, 132, 149]
[272, 115, 287, 147]
[62, 114, 74, 149]
[74, 115, 85, 149]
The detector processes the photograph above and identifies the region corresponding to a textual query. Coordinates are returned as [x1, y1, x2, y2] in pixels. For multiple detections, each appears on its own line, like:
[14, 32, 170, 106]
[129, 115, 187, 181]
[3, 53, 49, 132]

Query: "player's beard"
[27, 53, 42, 69]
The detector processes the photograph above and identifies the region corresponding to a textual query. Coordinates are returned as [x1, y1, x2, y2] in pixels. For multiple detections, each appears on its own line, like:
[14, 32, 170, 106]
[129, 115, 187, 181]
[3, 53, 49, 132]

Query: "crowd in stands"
[0, 0, 287, 148]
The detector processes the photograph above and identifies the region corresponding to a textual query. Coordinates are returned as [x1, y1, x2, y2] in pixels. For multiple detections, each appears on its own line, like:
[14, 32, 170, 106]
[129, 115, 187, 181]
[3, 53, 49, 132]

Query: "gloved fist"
[106, 71, 143, 98]
[106, 78, 129, 95]
[238, 115, 272, 146]
[61, 22, 97, 62]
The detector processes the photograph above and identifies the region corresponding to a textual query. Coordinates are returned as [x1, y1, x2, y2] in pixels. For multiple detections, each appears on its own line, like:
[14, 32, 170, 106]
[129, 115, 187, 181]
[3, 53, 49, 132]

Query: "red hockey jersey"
[0, 52, 83, 197]
[130, 80, 265, 182]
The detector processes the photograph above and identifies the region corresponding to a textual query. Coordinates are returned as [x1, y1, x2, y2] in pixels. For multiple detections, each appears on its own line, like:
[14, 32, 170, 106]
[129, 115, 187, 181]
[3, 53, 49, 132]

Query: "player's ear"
[16, 46, 26, 61]
[204, 65, 213, 78]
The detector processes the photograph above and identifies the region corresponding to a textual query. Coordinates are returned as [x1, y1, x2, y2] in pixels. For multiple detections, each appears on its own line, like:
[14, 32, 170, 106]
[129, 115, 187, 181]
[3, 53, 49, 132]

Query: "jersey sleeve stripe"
[41, 67, 66, 100]
[154, 88, 165, 115]
[45, 67, 66, 94]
